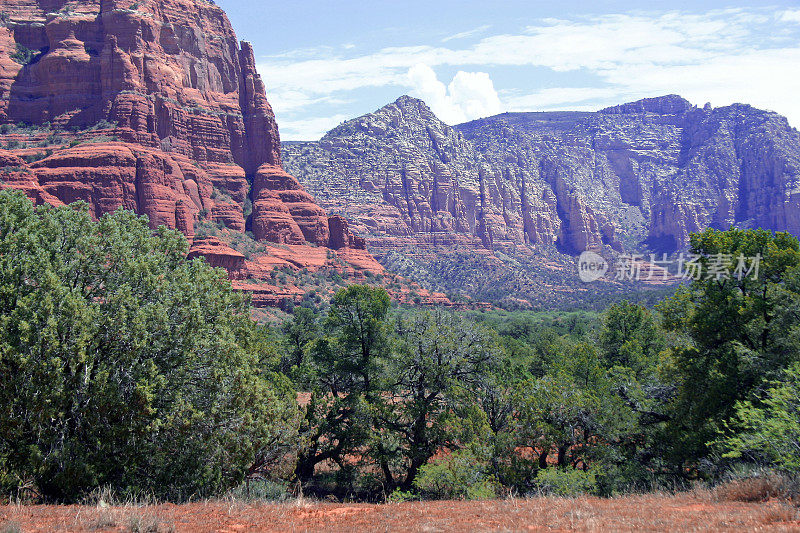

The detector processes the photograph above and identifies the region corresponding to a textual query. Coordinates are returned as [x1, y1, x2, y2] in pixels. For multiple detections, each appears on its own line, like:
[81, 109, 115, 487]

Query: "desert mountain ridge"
[283, 93, 800, 305]
[1, 0, 796, 309]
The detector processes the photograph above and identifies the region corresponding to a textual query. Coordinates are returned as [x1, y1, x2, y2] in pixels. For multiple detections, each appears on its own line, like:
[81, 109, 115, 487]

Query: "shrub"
[387, 489, 417, 503]
[413, 450, 497, 500]
[717, 363, 800, 475]
[225, 479, 290, 502]
[534, 468, 597, 497]
[10, 45, 37, 66]
[713, 470, 799, 502]
[0, 190, 299, 502]
[22, 151, 49, 164]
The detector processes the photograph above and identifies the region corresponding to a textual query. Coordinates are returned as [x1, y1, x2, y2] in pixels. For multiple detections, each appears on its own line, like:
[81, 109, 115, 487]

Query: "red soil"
[2, 492, 799, 532]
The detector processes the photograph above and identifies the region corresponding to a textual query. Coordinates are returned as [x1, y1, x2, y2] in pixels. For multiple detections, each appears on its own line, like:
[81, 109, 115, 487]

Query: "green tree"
[716, 362, 800, 474]
[294, 285, 391, 487]
[281, 306, 318, 375]
[372, 310, 501, 491]
[600, 300, 664, 377]
[325, 285, 391, 394]
[514, 341, 624, 474]
[658, 228, 800, 471]
[0, 190, 298, 501]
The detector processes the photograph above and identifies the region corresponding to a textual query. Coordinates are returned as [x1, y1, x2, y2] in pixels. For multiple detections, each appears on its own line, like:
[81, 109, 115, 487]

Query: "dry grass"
[0, 520, 21, 533]
[713, 474, 799, 503]
[86, 508, 117, 530]
[2, 491, 799, 532]
[125, 512, 174, 533]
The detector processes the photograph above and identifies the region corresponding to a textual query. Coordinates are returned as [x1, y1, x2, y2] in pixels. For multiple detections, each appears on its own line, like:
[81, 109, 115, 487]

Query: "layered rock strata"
[284, 95, 800, 256]
[0, 0, 384, 307]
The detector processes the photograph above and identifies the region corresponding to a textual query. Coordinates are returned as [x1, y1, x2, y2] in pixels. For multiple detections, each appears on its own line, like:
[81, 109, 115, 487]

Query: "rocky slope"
[459, 95, 800, 253]
[0, 0, 401, 309]
[283, 94, 800, 305]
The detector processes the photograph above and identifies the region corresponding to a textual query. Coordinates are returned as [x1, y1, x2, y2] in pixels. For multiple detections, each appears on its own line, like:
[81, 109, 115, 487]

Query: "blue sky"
[216, 1, 800, 140]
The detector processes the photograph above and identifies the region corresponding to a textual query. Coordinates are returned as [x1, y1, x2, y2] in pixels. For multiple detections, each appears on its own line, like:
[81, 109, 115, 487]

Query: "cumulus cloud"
[260, 7, 800, 138]
[407, 64, 502, 124]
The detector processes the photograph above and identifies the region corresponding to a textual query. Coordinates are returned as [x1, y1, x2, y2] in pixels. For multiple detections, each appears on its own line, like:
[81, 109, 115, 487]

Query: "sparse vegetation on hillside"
[10, 44, 38, 65]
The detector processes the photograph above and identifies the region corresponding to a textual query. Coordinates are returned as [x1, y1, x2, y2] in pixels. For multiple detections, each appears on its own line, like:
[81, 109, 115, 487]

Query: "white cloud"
[441, 25, 491, 43]
[505, 87, 627, 110]
[265, 90, 351, 113]
[259, 7, 800, 132]
[780, 9, 800, 23]
[447, 70, 503, 123]
[601, 47, 800, 127]
[278, 114, 350, 141]
[407, 65, 502, 124]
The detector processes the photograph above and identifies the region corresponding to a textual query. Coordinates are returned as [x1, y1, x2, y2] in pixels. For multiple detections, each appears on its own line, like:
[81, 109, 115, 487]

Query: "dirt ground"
[2, 491, 799, 532]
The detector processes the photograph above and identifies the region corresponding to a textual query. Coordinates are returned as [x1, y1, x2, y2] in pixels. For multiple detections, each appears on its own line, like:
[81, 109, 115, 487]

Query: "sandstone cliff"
[0, 0, 387, 308]
[283, 94, 800, 304]
[460, 96, 800, 253]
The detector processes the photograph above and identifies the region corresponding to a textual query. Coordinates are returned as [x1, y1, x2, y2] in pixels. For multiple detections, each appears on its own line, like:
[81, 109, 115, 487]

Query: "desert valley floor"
[3, 491, 800, 532]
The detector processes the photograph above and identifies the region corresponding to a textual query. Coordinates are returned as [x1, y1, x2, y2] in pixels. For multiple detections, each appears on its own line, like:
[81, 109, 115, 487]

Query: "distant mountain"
[458, 95, 800, 252]
[282, 94, 800, 306]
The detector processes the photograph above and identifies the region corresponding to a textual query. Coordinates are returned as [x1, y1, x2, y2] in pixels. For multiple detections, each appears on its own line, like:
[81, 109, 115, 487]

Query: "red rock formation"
[0, 0, 379, 305]
[328, 214, 366, 250]
[251, 164, 329, 245]
[187, 236, 246, 280]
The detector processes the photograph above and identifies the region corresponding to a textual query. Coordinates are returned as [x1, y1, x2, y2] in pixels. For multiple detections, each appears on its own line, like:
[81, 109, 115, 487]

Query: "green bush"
[10, 45, 37, 66]
[0, 189, 299, 502]
[717, 362, 800, 474]
[413, 451, 497, 500]
[225, 479, 291, 502]
[534, 468, 597, 497]
[387, 489, 417, 503]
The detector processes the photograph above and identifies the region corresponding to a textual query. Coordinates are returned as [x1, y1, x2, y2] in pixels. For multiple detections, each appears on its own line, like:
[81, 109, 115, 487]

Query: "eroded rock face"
[463, 98, 800, 252]
[0, 0, 373, 296]
[283, 96, 553, 257]
[187, 236, 246, 280]
[0, 0, 280, 167]
[282, 96, 620, 263]
[251, 163, 330, 245]
[285, 95, 800, 258]
[328, 214, 366, 250]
